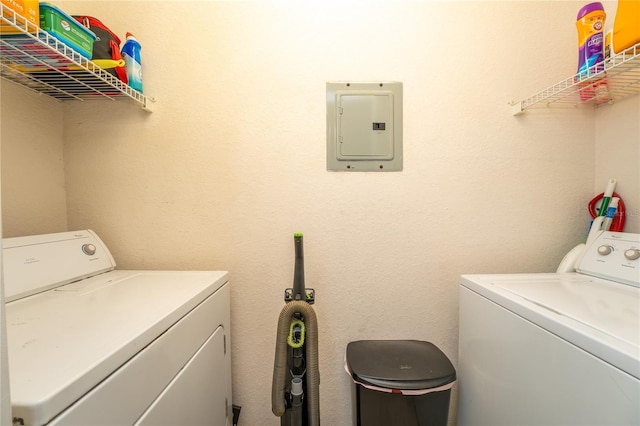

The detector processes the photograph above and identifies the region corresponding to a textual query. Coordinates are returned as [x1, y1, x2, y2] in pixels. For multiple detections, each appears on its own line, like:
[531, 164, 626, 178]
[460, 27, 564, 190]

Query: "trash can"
[345, 340, 456, 426]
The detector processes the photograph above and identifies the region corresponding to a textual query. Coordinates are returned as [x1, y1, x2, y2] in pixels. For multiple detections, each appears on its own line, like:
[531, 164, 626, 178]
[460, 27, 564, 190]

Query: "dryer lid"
[6, 269, 228, 426]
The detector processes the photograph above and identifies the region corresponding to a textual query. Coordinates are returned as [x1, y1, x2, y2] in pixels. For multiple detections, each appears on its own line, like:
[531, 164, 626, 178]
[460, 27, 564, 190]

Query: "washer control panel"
[2, 230, 116, 302]
[577, 231, 640, 287]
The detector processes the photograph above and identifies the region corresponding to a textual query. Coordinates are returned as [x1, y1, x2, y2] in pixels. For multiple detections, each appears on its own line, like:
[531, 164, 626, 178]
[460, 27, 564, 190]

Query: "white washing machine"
[458, 231, 640, 426]
[3, 230, 232, 426]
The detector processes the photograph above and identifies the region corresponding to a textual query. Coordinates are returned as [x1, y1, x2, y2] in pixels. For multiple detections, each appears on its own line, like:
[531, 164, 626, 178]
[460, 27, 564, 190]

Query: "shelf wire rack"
[512, 42, 640, 115]
[0, 3, 152, 111]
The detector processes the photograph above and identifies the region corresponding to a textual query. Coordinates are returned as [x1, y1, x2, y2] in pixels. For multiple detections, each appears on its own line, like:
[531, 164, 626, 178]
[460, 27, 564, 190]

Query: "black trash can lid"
[346, 340, 456, 390]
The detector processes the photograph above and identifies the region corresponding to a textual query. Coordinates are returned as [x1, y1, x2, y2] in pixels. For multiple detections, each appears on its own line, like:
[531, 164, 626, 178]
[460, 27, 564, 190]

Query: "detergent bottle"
[575, 2, 607, 101]
[121, 32, 143, 93]
[612, 0, 640, 54]
[576, 2, 606, 77]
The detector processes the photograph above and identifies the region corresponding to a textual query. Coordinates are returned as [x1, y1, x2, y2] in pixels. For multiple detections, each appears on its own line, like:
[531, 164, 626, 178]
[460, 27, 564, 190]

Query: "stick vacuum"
[272, 233, 320, 426]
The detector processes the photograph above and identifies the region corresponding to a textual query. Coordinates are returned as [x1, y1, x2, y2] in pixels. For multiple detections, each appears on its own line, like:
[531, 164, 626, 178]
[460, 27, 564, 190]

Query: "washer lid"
[6, 269, 228, 426]
[346, 340, 456, 390]
[460, 273, 640, 379]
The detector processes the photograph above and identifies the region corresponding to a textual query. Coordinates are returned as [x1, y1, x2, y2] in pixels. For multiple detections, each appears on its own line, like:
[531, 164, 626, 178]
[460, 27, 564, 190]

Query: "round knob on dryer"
[597, 245, 612, 255]
[624, 249, 640, 261]
[82, 243, 96, 255]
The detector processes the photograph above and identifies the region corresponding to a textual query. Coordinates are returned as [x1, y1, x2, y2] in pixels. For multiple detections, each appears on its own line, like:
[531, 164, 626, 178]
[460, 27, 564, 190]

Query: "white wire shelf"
[511, 42, 640, 116]
[0, 3, 153, 112]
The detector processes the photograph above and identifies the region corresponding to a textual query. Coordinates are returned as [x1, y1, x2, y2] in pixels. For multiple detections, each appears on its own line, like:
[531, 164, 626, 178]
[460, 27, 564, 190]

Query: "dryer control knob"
[624, 249, 640, 261]
[82, 243, 96, 255]
[597, 245, 612, 255]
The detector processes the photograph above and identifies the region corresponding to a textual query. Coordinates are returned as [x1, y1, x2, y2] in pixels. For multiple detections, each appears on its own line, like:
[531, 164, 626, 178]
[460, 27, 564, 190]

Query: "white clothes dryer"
[458, 231, 639, 426]
[3, 230, 232, 426]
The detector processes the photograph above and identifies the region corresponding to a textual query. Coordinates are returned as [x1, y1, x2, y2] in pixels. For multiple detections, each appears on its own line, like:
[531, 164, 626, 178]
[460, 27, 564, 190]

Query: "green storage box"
[39, 2, 96, 58]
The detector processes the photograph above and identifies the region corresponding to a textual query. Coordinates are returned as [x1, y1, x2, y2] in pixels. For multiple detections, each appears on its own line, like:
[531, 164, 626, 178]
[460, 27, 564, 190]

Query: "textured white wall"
[0, 83, 67, 237]
[2, 1, 638, 425]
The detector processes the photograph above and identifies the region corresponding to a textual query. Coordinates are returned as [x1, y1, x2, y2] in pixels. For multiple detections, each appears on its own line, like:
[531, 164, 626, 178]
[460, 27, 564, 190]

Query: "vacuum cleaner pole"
[284, 234, 315, 305]
[292, 233, 305, 300]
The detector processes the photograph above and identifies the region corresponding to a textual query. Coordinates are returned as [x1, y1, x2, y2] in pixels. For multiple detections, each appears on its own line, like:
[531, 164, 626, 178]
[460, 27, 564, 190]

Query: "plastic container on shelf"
[612, 0, 640, 54]
[121, 32, 143, 93]
[38, 2, 96, 58]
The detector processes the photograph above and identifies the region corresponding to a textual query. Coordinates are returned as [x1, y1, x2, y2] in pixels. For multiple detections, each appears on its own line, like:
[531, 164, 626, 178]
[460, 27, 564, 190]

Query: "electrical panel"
[326, 81, 402, 172]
